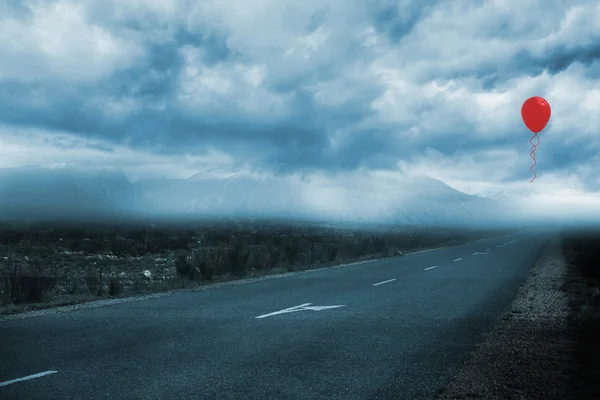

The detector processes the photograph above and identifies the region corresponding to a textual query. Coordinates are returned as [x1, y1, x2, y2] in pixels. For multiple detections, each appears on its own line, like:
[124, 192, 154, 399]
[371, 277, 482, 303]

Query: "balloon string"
[529, 133, 540, 183]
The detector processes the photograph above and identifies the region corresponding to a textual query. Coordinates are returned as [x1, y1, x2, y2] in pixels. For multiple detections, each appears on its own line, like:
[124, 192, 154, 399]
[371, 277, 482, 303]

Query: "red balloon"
[521, 96, 551, 133]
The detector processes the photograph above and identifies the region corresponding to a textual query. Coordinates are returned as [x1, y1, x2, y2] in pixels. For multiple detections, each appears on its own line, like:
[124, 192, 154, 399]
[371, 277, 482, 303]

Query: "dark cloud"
[515, 41, 600, 76]
[0, 0, 33, 20]
[1, 0, 599, 193]
[0, 59, 386, 172]
[305, 7, 329, 33]
[369, 0, 436, 42]
[542, 134, 599, 171]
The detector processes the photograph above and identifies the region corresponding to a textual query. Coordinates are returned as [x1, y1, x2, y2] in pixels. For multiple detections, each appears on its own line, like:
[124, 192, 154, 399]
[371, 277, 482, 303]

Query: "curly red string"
[529, 133, 540, 183]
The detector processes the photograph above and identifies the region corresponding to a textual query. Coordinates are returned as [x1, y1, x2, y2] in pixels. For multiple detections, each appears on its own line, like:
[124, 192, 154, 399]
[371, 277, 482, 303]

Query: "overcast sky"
[1, 0, 599, 218]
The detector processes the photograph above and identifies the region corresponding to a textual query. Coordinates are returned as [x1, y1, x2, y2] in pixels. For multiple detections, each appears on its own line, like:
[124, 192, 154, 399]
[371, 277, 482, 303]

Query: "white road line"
[255, 303, 311, 319]
[255, 303, 346, 319]
[0, 371, 58, 387]
[453, 258, 463, 262]
[486, 248, 491, 251]
[497, 237, 528, 248]
[497, 237, 521, 248]
[424, 266, 438, 271]
[373, 279, 396, 286]
[300, 305, 346, 311]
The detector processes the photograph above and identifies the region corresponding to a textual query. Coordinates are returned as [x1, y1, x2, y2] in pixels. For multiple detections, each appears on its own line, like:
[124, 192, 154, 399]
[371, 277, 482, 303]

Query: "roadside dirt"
[436, 237, 577, 399]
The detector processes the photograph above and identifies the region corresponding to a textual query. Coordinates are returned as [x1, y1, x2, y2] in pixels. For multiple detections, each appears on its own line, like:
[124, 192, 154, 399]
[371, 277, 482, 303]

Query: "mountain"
[0, 166, 507, 226]
[136, 171, 312, 220]
[0, 166, 141, 221]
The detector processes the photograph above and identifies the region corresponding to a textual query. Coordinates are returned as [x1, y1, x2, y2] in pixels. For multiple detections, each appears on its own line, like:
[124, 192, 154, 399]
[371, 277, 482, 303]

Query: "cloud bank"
[1, 0, 600, 223]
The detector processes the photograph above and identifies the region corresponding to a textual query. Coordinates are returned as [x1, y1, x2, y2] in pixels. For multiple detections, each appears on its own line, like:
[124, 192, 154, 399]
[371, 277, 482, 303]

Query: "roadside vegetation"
[562, 228, 600, 398]
[0, 219, 505, 314]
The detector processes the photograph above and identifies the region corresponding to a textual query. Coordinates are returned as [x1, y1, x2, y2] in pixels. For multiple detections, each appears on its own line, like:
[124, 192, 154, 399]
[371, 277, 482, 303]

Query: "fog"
[1, 166, 598, 230]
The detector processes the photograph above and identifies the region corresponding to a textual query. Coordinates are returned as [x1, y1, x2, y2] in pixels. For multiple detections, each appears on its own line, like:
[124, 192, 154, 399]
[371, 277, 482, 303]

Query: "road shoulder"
[436, 236, 576, 399]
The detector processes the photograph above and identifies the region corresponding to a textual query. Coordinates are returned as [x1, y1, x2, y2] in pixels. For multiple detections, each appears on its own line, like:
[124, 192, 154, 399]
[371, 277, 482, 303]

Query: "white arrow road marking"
[0, 371, 57, 387]
[255, 303, 310, 319]
[302, 305, 346, 311]
[373, 279, 396, 286]
[255, 303, 346, 319]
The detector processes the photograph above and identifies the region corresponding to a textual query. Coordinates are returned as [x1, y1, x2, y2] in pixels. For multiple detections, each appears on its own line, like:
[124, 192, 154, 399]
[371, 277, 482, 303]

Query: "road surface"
[1, 230, 551, 399]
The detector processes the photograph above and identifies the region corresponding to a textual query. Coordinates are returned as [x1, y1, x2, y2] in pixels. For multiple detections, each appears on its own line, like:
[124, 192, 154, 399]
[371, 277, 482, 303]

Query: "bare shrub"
[108, 277, 122, 296]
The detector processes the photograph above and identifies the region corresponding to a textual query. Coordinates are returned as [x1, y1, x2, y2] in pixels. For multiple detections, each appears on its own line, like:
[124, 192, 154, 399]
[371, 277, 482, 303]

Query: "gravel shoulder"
[436, 236, 576, 400]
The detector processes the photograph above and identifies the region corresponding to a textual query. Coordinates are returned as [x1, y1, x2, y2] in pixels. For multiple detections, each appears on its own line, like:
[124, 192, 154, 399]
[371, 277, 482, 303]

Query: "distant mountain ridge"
[0, 166, 141, 221]
[0, 166, 506, 226]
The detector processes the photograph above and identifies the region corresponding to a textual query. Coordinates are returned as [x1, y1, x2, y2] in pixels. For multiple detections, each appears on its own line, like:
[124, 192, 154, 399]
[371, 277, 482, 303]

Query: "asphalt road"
[1, 229, 552, 400]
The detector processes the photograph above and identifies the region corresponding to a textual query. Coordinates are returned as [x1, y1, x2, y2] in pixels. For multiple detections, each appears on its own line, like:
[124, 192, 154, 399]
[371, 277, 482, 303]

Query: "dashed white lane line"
[373, 279, 396, 286]
[496, 233, 537, 249]
[0, 371, 58, 387]
[424, 266, 438, 271]
[453, 258, 463, 262]
[486, 248, 491, 251]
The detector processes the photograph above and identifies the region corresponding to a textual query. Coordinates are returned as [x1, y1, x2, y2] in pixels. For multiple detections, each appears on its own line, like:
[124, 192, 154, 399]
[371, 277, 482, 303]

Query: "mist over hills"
[0, 166, 513, 227]
[0, 167, 140, 221]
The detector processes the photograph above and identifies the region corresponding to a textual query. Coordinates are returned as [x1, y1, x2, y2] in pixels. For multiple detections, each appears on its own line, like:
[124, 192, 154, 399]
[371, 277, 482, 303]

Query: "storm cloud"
[0, 0, 599, 216]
